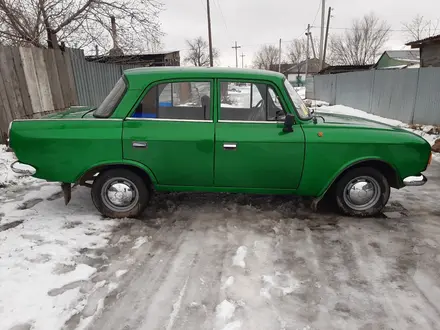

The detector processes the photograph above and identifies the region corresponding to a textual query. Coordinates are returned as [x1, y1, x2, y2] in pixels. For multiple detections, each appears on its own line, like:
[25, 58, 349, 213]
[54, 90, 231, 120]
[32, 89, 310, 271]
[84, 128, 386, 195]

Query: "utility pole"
[305, 24, 310, 81]
[232, 41, 241, 68]
[206, 0, 214, 67]
[319, 0, 326, 70]
[240, 53, 246, 68]
[309, 32, 317, 59]
[322, 7, 332, 68]
[278, 38, 282, 72]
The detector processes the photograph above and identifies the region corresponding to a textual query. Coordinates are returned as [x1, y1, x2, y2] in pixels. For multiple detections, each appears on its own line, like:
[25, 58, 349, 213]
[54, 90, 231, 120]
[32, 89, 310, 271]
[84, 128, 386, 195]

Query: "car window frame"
[126, 78, 214, 122]
[217, 79, 289, 124]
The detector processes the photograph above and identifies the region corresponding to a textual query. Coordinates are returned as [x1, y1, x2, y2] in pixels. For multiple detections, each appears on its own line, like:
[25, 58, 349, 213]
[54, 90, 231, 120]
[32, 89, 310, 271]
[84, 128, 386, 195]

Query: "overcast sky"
[158, 0, 438, 67]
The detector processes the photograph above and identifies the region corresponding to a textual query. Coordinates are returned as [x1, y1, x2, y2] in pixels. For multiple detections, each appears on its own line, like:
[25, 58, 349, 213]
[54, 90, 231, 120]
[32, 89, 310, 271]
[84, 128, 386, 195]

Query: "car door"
[214, 80, 305, 190]
[123, 79, 215, 187]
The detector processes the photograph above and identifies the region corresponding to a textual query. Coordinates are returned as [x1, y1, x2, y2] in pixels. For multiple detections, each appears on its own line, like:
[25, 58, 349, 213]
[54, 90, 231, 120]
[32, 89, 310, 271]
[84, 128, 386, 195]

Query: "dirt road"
[64, 162, 440, 330]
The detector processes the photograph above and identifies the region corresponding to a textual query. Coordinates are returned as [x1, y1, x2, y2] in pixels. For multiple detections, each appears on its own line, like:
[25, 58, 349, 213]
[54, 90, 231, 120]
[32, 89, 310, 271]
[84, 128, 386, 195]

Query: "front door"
[123, 80, 214, 187]
[214, 81, 305, 190]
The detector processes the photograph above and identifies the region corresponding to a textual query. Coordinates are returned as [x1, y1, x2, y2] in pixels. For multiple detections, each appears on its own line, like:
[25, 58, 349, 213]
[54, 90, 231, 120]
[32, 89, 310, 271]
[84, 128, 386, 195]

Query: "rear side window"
[132, 81, 211, 120]
[94, 77, 127, 118]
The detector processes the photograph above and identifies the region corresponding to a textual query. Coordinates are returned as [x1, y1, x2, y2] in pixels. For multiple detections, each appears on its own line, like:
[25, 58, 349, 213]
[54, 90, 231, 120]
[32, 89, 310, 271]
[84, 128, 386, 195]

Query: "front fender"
[316, 157, 401, 197]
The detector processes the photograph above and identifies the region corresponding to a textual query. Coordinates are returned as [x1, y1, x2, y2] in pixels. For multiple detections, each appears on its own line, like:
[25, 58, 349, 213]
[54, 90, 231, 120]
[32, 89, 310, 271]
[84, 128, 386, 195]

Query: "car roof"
[123, 66, 286, 85]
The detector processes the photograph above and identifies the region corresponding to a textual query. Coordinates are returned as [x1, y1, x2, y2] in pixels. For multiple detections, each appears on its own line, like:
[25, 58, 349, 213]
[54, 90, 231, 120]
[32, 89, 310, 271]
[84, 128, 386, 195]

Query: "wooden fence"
[0, 46, 78, 142]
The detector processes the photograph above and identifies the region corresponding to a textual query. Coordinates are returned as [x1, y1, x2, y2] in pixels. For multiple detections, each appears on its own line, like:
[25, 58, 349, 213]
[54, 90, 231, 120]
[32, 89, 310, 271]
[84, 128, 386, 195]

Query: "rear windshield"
[93, 77, 127, 118]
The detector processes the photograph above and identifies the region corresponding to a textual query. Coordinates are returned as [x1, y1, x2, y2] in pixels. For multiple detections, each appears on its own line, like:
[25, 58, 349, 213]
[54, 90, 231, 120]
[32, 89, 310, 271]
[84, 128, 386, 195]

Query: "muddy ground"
[54, 162, 440, 330]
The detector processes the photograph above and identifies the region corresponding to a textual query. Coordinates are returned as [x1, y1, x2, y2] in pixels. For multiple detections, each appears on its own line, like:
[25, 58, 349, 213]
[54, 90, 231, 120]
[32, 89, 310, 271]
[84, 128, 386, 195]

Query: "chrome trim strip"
[12, 118, 122, 122]
[218, 120, 279, 124]
[126, 118, 213, 123]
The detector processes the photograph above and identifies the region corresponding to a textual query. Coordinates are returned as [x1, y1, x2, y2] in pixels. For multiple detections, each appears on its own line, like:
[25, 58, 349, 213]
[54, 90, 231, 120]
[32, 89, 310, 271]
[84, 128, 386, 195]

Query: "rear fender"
[75, 160, 158, 185]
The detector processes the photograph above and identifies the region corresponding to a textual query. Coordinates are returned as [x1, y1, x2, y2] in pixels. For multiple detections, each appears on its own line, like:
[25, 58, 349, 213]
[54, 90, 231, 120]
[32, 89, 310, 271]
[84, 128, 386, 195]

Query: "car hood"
[315, 111, 401, 130]
[42, 106, 96, 119]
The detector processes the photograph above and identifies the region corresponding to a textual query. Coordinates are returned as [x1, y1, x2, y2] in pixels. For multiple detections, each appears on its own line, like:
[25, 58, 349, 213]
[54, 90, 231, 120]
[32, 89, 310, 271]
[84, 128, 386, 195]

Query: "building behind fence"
[308, 67, 440, 125]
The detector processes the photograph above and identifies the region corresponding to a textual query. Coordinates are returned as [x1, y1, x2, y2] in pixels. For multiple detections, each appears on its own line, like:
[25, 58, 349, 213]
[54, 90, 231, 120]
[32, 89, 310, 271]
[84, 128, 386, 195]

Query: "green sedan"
[8, 67, 432, 218]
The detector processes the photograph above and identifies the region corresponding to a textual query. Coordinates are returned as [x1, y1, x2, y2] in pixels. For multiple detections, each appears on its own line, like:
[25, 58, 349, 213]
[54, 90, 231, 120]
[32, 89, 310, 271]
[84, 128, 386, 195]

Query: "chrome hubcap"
[101, 178, 139, 212]
[343, 176, 381, 211]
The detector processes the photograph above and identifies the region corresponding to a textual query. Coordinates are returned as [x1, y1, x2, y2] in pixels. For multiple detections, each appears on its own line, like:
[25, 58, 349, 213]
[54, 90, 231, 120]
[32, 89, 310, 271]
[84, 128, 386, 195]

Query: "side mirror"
[283, 114, 294, 133]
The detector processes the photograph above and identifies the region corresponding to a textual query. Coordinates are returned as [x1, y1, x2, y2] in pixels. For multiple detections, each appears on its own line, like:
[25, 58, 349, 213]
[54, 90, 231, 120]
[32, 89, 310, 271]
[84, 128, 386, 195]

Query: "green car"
[8, 67, 431, 218]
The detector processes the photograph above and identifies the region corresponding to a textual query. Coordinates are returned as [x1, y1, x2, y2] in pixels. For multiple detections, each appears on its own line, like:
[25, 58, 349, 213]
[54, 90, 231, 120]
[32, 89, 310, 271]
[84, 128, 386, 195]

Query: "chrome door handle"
[132, 141, 147, 149]
[223, 143, 237, 150]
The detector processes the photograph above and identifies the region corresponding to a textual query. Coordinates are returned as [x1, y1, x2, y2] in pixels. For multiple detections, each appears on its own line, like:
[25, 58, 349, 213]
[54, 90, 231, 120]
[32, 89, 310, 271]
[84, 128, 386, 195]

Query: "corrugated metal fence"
[68, 49, 138, 107]
[309, 68, 440, 125]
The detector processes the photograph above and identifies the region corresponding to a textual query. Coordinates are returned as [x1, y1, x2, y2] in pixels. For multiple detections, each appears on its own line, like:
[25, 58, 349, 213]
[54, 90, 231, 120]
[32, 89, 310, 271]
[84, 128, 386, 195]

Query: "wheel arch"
[318, 158, 402, 199]
[76, 160, 158, 187]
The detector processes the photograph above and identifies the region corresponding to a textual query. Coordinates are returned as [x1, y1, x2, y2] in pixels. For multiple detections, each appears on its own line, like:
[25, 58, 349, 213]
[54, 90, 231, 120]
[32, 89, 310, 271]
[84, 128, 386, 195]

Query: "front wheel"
[335, 167, 390, 217]
[91, 169, 150, 218]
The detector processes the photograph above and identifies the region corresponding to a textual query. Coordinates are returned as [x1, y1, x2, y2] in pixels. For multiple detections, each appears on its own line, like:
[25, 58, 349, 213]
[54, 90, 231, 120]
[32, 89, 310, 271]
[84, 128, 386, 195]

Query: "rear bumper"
[10, 161, 36, 176]
[403, 174, 427, 187]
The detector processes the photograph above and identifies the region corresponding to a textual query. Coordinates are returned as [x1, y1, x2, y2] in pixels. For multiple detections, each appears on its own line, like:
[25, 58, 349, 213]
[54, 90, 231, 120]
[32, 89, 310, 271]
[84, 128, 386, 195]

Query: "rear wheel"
[91, 169, 150, 218]
[335, 167, 390, 217]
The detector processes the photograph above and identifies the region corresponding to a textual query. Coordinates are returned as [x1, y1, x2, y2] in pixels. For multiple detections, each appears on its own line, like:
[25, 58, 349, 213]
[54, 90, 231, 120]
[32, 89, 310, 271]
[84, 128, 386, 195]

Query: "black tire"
[91, 168, 150, 218]
[335, 167, 390, 217]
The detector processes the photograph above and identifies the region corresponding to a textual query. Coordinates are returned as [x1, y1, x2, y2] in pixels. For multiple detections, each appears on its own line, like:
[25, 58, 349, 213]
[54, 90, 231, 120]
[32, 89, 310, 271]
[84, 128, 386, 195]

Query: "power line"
[311, 0, 321, 26]
[214, 0, 229, 35]
[311, 26, 407, 32]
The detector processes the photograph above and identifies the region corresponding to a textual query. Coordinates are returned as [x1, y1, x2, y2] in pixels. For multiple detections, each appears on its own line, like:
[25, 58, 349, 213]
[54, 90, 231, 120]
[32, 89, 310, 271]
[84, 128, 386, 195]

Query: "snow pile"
[0, 145, 118, 330]
[232, 246, 247, 268]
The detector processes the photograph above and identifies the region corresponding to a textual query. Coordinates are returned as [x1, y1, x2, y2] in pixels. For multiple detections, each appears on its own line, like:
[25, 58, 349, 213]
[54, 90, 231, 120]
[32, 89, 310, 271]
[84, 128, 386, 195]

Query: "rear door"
[123, 79, 215, 187]
[214, 80, 305, 190]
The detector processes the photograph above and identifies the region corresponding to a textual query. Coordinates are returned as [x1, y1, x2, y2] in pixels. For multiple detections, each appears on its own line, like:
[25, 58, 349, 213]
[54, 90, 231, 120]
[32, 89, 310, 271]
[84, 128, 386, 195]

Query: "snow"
[222, 276, 235, 289]
[215, 300, 236, 329]
[132, 236, 148, 249]
[115, 269, 128, 278]
[232, 246, 247, 268]
[0, 145, 120, 330]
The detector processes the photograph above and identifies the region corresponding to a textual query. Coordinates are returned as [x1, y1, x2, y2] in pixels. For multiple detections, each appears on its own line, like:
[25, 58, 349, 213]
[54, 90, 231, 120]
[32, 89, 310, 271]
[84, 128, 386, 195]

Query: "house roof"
[85, 50, 180, 65]
[286, 58, 324, 74]
[269, 58, 326, 75]
[318, 64, 374, 75]
[384, 50, 420, 62]
[406, 34, 440, 48]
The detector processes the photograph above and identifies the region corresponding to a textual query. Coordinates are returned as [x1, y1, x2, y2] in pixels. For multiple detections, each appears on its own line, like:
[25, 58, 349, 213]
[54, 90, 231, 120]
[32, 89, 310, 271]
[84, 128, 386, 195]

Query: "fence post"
[410, 68, 421, 125]
[368, 70, 376, 114]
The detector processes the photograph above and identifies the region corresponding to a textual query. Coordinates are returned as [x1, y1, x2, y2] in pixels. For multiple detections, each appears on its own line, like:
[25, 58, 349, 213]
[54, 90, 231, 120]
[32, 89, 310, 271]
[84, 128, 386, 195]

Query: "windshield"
[93, 77, 127, 118]
[283, 79, 311, 120]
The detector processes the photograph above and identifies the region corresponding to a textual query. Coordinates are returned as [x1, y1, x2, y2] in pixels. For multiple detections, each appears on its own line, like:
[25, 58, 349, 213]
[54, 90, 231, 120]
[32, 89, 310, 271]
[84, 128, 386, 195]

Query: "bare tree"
[253, 45, 279, 70]
[184, 37, 219, 66]
[286, 39, 306, 65]
[0, 0, 164, 53]
[329, 13, 391, 65]
[402, 14, 439, 41]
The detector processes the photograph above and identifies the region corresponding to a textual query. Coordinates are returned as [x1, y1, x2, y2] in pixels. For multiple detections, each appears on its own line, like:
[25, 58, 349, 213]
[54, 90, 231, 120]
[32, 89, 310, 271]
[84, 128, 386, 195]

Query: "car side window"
[220, 81, 285, 121]
[132, 81, 211, 120]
